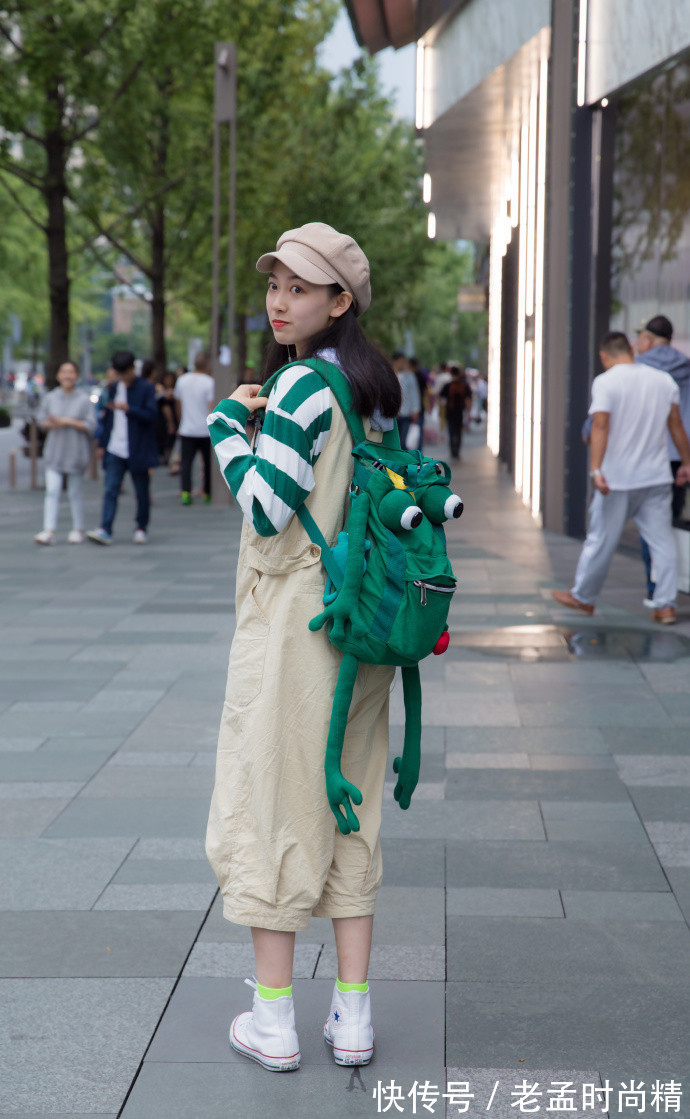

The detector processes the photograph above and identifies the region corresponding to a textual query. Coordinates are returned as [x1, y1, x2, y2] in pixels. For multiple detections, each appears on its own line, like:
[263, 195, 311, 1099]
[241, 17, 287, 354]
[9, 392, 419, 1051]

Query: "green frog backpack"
[260, 358, 462, 835]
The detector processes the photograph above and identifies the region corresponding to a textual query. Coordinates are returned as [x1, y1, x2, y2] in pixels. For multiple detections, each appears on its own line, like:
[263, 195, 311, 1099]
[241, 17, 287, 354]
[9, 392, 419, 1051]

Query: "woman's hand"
[229, 384, 268, 412]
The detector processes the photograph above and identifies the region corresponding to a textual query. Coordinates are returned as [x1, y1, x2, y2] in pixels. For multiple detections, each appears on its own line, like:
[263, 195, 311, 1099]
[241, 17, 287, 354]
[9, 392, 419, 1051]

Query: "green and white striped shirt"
[207, 364, 332, 536]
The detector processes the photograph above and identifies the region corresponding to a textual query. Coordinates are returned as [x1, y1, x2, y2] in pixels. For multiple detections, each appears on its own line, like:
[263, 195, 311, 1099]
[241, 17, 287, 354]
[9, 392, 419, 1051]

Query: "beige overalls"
[206, 389, 395, 931]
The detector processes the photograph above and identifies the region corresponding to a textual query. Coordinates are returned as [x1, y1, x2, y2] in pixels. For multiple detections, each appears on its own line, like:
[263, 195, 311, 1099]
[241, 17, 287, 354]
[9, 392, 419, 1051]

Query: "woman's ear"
[329, 290, 354, 320]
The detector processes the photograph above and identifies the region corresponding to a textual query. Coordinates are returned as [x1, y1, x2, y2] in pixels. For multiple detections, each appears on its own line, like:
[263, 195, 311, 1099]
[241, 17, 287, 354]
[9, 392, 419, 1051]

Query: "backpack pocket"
[387, 575, 456, 661]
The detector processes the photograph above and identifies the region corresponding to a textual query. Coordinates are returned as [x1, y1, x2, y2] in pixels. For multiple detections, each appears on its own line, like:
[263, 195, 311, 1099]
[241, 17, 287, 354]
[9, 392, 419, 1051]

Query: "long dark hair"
[262, 289, 401, 418]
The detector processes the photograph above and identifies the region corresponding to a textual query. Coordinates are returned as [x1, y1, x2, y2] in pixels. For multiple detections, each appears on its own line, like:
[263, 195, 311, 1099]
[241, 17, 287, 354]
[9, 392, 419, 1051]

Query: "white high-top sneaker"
[323, 982, 374, 1066]
[230, 978, 301, 1072]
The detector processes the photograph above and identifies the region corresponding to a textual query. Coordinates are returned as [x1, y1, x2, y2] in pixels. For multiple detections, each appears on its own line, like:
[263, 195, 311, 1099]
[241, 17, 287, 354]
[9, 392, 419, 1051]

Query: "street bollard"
[8, 448, 16, 488]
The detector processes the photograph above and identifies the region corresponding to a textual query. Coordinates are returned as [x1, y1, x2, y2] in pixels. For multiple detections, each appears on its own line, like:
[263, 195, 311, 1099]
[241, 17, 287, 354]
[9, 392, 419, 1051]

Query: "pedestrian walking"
[174, 351, 215, 504]
[87, 350, 158, 546]
[33, 361, 95, 546]
[552, 332, 690, 624]
[636, 315, 690, 520]
[392, 351, 421, 449]
[440, 364, 471, 460]
[205, 222, 401, 1073]
[154, 370, 179, 466]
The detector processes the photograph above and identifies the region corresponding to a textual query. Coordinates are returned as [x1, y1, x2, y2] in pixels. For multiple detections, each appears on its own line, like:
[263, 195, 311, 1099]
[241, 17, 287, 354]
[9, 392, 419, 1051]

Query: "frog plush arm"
[392, 665, 421, 810]
[309, 490, 370, 643]
[324, 652, 363, 835]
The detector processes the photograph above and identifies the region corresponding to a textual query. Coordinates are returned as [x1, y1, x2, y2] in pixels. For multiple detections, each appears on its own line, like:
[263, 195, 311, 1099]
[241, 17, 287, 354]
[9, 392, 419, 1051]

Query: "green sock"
[256, 981, 292, 1000]
[336, 978, 368, 994]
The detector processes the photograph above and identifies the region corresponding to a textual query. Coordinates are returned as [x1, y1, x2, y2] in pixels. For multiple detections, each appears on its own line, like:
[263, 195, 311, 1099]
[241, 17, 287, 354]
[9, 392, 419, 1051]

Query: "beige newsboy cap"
[256, 222, 371, 316]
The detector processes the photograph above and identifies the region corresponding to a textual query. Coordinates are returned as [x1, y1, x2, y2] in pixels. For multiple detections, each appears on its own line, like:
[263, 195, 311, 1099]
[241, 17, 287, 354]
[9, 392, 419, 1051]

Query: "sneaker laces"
[244, 976, 258, 991]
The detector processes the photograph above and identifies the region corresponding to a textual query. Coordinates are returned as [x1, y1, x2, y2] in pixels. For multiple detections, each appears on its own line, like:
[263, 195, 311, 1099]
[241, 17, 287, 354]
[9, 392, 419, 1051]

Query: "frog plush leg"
[309, 492, 370, 641]
[324, 652, 363, 836]
[392, 665, 421, 810]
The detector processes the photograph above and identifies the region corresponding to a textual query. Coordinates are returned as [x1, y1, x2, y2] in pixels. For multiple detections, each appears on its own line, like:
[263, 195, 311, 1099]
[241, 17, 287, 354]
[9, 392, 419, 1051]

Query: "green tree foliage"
[406, 241, 487, 368]
[613, 60, 690, 286]
[0, 0, 141, 381]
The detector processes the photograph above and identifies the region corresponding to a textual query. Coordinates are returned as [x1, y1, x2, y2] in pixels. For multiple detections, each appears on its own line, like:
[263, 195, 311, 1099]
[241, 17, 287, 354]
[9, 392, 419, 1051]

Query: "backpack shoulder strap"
[262, 358, 368, 445]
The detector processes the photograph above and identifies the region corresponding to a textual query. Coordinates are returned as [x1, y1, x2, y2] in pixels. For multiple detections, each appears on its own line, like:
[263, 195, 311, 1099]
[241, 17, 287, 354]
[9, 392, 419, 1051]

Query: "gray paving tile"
[0, 780, 85, 798]
[600, 727, 690, 754]
[446, 977, 690, 1070]
[129, 837, 207, 860]
[1, 978, 174, 1112]
[40, 736, 127, 753]
[93, 883, 216, 911]
[108, 751, 196, 766]
[382, 800, 545, 841]
[517, 699, 673, 727]
[42, 797, 210, 838]
[0, 737, 46, 752]
[0, 838, 134, 909]
[0, 798, 72, 837]
[371, 887, 445, 945]
[121, 1060, 447, 1119]
[79, 766, 213, 798]
[446, 769, 629, 802]
[447, 887, 563, 918]
[615, 755, 690, 787]
[446, 840, 669, 891]
[539, 800, 640, 821]
[444, 726, 611, 754]
[561, 890, 684, 921]
[113, 857, 215, 885]
[645, 822, 690, 867]
[80, 689, 166, 713]
[529, 754, 616, 770]
[0, 911, 205, 977]
[447, 915, 689, 984]
[183, 941, 320, 978]
[316, 944, 445, 980]
[446, 751, 530, 769]
[629, 787, 690, 822]
[0, 749, 115, 781]
[144, 976, 444, 1066]
[543, 819, 650, 843]
[444, 1069, 603, 1119]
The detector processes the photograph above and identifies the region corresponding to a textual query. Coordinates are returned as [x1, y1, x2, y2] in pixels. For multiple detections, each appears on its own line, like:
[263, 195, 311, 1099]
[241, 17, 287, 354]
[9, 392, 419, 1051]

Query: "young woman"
[34, 361, 96, 545]
[206, 223, 401, 1073]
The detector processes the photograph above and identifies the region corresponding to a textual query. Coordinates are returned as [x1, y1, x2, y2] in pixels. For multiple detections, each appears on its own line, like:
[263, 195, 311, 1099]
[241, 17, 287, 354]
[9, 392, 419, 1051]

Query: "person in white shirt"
[174, 351, 216, 504]
[552, 332, 690, 625]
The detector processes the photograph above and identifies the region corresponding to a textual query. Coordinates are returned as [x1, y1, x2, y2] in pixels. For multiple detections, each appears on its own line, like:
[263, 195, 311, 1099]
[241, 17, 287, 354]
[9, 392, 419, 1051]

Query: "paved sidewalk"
[1, 433, 689, 1119]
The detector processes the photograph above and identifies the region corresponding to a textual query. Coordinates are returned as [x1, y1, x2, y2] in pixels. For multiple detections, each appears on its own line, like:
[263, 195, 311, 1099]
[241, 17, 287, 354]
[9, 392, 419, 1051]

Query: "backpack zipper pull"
[414, 579, 427, 606]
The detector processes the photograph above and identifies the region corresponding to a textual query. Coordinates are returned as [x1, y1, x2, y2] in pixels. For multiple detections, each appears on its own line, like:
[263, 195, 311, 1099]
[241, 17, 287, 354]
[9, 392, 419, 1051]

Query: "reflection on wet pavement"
[449, 624, 690, 662]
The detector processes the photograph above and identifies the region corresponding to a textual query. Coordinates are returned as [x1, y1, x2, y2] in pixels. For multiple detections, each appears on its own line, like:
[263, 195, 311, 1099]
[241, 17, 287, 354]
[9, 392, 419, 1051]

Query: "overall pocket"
[225, 571, 270, 708]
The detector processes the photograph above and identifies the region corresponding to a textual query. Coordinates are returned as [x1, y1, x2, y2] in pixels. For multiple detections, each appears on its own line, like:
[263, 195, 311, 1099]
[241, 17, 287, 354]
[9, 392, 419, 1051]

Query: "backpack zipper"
[413, 579, 456, 606]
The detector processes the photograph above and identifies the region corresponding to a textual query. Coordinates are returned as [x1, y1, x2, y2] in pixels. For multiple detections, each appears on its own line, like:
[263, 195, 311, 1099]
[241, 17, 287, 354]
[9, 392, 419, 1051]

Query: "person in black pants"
[440, 365, 471, 460]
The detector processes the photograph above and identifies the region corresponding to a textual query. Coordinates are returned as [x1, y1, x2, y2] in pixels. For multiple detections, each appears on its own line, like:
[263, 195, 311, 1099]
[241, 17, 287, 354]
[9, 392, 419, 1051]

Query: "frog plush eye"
[379, 489, 423, 532]
[418, 487, 464, 523]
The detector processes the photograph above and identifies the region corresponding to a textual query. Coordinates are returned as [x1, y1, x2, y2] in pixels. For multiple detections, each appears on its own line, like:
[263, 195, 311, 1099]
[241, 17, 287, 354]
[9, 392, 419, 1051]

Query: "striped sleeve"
[207, 365, 332, 536]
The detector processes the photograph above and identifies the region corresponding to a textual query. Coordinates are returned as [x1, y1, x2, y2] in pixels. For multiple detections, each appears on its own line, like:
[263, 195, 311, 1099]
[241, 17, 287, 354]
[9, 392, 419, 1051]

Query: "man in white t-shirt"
[174, 351, 216, 504]
[552, 332, 690, 625]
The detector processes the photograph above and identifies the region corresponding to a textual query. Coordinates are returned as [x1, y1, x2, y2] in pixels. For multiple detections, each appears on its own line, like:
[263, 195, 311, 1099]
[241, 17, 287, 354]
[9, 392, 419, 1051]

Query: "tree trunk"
[237, 313, 247, 383]
[151, 200, 167, 376]
[44, 87, 70, 389]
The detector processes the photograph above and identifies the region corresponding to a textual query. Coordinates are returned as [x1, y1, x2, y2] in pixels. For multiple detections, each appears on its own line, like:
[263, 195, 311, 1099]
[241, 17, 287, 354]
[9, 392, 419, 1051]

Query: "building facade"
[346, 0, 690, 536]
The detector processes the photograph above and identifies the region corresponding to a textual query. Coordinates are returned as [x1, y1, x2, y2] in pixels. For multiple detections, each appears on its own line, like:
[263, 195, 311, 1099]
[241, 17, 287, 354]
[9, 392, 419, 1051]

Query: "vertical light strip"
[415, 40, 426, 130]
[487, 218, 503, 456]
[422, 172, 432, 203]
[532, 55, 549, 517]
[514, 117, 529, 493]
[577, 0, 588, 106]
[427, 212, 436, 239]
[522, 86, 538, 506]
